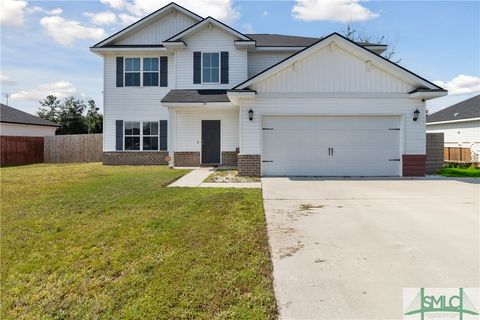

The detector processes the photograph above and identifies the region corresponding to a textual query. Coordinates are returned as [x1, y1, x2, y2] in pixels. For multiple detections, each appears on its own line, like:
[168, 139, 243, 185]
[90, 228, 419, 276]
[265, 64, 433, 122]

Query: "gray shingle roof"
[245, 33, 387, 48]
[0, 103, 59, 127]
[161, 90, 229, 103]
[427, 95, 480, 123]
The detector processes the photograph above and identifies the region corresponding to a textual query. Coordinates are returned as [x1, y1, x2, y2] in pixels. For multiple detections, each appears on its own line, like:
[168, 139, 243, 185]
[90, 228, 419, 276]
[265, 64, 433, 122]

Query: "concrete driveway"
[262, 177, 479, 319]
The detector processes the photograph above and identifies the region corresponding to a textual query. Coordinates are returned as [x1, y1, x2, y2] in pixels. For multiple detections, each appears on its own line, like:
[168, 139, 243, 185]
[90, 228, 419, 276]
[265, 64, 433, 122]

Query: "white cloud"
[0, 74, 18, 86]
[434, 75, 480, 95]
[40, 16, 106, 46]
[261, 10, 269, 17]
[292, 0, 379, 22]
[102, 0, 240, 23]
[101, 0, 125, 10]
[0, 0, 27, 26]
[118, 13, 138, 25]
[27, 6, 63, 15]
[10, 81, 79, 101]
[84, 11, 117, 25]
[241, 23, 255, 34]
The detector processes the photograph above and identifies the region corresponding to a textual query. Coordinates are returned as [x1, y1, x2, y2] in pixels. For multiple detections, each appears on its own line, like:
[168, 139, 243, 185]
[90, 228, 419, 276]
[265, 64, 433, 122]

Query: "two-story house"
[91, 2, 446, 177]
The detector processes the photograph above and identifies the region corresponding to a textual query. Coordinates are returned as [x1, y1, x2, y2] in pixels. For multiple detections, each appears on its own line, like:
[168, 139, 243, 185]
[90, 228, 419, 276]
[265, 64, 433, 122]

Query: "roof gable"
[165, 16, 251, 42]
[92, 2, 202, 47]
[427, 95, 480, 123]
[234, 33, 445, 93]
[0, 104, 59, 127]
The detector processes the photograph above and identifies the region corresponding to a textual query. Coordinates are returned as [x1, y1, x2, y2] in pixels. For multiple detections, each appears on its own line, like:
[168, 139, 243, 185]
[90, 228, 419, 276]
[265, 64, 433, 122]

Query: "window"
[124, 121, 140, 150]
[143, 58, 159, 87]
[142, 121, 159, 150]
[124, 121, 159, 151]
[202, 52, 219, 83]
[125, 58, 140, 86]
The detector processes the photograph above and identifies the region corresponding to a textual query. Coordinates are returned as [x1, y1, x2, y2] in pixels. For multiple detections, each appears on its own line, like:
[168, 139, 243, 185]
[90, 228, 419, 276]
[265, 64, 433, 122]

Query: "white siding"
[0, 123, 57, 136]
[247, 52, 293, 78]
[175, 26, 248, 89]
[103, 53, 173, 151]
[174, 109, 238, 152]
[251, 42, 414, 93]
[115, 12, 197, 45]
[427, 120, 480, 147]
[239, 96, 425, 155]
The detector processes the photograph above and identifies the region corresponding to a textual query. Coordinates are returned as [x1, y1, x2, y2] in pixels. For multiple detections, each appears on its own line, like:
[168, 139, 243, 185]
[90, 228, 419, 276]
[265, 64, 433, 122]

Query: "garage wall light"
[248, 108, 254, 121]
[413, 109, 420, 121]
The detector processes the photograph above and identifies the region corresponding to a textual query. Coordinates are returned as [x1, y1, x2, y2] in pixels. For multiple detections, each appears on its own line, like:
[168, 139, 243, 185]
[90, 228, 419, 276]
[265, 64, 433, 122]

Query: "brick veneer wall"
[238, 154, 261, 177]
[403, 154, 426, 176]
[103, 151, 168, 165]
[426, 133, 444, 174]
[221, 150, 239, 166]
[174, 152, 200, 167]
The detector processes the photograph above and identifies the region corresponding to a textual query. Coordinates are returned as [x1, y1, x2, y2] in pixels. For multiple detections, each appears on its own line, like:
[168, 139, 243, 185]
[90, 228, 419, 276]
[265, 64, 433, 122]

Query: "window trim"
[142, 57, 160, 87]
[201, 52, 221, 84]
[123, 120, 161, 151]
[124, 56, 165, 87]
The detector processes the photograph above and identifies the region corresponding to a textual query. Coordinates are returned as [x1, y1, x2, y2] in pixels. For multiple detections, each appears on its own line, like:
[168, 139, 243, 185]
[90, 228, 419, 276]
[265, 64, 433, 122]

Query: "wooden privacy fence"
[444, 147, 473, 163]
[1, 136, 44, 165]
[44, 134, 102, 163]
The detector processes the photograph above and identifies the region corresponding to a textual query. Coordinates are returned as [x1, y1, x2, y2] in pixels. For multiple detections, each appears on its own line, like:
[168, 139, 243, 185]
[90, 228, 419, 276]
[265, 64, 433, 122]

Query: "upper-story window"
[202, 52, 220, 83]
[143, 58, 159, 86]
[125, 58, 140, 86]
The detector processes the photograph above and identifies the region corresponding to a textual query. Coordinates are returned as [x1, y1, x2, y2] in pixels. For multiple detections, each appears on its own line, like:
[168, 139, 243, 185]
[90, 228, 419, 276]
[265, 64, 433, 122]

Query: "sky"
[1, 0, 479, 115]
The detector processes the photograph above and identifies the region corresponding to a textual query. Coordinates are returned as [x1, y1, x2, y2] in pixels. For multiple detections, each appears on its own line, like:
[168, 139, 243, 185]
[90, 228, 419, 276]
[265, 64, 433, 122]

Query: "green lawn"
[439, 166, 480, 177]
[1, 163, 276, 319]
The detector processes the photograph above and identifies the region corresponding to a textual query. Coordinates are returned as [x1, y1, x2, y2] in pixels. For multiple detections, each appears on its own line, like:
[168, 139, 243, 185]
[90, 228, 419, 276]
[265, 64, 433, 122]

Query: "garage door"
[262, 116, 401, 176]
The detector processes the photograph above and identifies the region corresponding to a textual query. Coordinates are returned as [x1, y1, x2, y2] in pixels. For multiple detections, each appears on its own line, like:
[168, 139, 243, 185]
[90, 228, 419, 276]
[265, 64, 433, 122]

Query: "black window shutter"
[221, 51, 229, 84]
[159, 120, 168, 151]
[116, 57, 124, 87]
[193, 52, 201, 84]
[115, 120, 123, 150]
[160, 56, 168, 87]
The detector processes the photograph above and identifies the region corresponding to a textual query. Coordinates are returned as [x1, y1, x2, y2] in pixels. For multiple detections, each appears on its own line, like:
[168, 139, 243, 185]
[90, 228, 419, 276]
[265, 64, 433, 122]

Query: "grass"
[1, 163, 276, 319]
[204, 170, 261, 183]
[438, 165, 480, 177]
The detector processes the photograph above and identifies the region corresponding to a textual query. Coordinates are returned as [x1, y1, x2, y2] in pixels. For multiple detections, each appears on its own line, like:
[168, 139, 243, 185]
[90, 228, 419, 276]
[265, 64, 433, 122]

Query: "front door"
[201, 120, 221, 164]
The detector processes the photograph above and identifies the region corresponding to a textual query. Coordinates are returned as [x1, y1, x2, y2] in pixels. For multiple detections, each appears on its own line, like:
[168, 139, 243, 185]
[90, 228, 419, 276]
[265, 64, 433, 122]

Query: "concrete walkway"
[168, 168, 261, 188]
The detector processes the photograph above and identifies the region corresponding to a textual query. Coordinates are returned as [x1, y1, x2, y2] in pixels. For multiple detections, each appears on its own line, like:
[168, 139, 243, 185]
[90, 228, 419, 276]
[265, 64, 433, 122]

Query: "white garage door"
[262, 116, 401, 176]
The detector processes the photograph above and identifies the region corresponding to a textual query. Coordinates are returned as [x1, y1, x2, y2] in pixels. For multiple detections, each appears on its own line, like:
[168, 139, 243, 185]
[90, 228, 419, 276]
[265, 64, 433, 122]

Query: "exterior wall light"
[248, 108, 254, 121]
[413, 109, 420, 121]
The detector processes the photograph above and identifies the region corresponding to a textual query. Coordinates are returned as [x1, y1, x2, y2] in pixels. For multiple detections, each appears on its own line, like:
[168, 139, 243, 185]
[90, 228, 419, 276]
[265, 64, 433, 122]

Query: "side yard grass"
[439, 165, 480, 177]
[1, 163, 276, 319]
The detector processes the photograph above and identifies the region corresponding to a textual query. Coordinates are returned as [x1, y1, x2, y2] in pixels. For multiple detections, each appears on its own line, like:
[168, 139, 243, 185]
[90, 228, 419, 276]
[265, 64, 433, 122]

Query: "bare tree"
[343, 24, 401, 64]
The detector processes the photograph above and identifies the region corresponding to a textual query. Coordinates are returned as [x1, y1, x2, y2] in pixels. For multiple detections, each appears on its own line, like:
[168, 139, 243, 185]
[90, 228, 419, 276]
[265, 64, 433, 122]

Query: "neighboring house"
[90, 2, 446, 177]
[427, 95, 480, 163]
[0, 103, 58, 137]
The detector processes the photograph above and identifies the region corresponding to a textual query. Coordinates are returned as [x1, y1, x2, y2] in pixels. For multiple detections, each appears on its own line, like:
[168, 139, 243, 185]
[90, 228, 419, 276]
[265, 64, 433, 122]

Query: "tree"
[37, 95, 61, 122]
[85, 99, 103, 134]
[343, 24, 401, 63]
[56, 96, 87, 135]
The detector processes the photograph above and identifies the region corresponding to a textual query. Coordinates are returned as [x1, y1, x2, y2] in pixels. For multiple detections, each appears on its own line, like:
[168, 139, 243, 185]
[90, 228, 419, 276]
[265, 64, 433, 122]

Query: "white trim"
[426, 117, 480, 126]
[93, 3, 202, 48]
[166, 17, 251, 41]
[235, 33, 441, 91]
[254, 46, 304, 52]
[409, 91, 447, 99]
[90, 47, 167, 55]
[256, 92, 412, 99]
[162, 102, 235, 109]
[123, 120, 162, 151]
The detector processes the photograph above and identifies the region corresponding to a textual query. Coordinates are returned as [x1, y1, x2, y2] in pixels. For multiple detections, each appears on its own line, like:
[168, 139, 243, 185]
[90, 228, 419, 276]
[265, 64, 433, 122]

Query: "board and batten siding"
[103, 53, 173, 151]
[174, 109, 239, 152]
[247, 52, 293, 78]
[239, 97, 425, 156]
[174, 26, 248, 89]
[250, 43, 414, 93]
[115, 12, 198, 45]
[427, 120, 480, 148]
